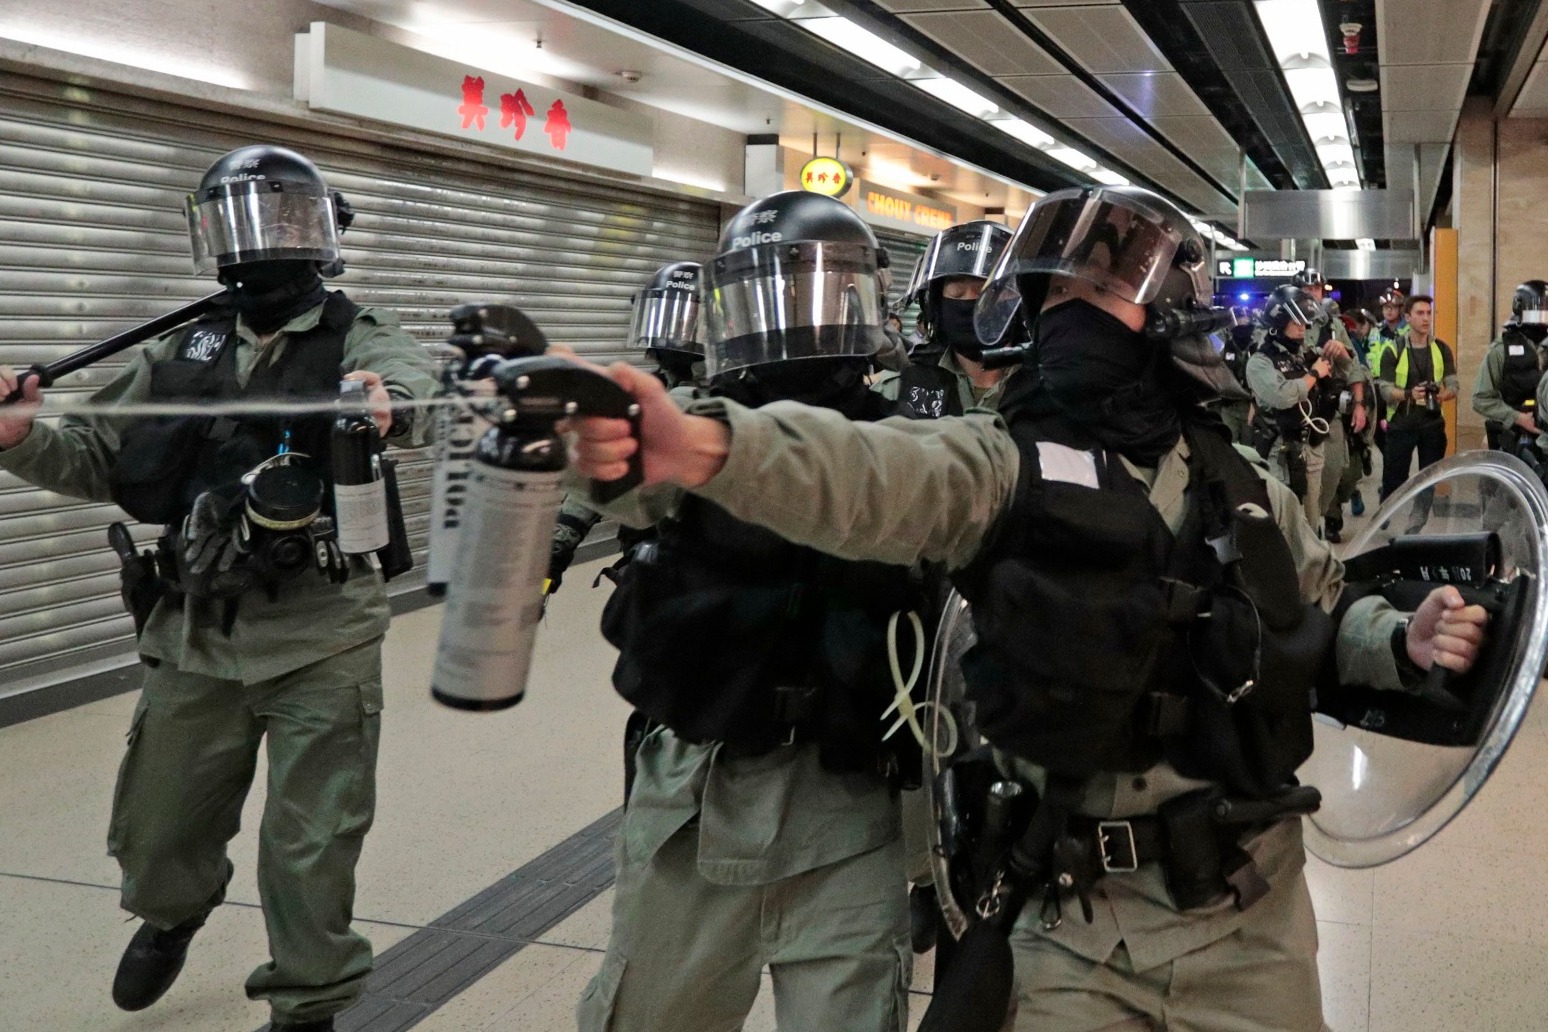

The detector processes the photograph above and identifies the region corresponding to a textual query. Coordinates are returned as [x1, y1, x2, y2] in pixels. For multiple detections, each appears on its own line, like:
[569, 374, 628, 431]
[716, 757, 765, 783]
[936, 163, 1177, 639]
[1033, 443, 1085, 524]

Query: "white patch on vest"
[1509, 344, 1526, 357]
[182, 328, 224, 362]
[1035, 441, 1100, 489]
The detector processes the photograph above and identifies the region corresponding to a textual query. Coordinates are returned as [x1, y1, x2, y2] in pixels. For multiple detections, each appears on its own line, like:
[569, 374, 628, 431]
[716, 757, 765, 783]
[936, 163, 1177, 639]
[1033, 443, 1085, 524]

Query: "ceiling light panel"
[901, 11, 1065, 76]
[803, 16, 923, 75]
[913, 75, 1000, 117]
[1254, 0, 1365, 190]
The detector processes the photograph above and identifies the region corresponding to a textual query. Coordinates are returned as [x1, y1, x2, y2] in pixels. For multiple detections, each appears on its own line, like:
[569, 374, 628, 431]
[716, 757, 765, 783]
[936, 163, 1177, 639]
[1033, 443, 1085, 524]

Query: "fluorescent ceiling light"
[992, 116, 1055, 149]
[1255, 0, 1331, 62]
[1315, 141, 1356, 167]
[1090, 167, 1130, 186]
[1356, 238, 1376, 250]
[748, 0, 821, 15]
[803, 17, 921, 76]
[1045, 145, 1098, 172]
[1301, 109, 1348, 141]
[914, 76, 999, 118]
[1282, 67, 1342, 110]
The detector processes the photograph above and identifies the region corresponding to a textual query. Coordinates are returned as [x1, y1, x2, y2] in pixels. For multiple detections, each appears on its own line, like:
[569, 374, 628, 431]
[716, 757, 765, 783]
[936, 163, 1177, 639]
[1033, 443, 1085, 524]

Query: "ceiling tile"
[1010, 1, 1121, 6]
[1511, 60, 1548, 118]
[873, 0, 990, 11]
[1378, 0, 1491, 66]
[994, 74, 1121, 117]
[1096, 71, 1211, 118]
[1147, 115, 1238, 155]
[901, 11, 1065, 76]
[1385, 109, 1462, 145]
[1023, 5, 1172, 74]
[1380, 65, 1473, 113]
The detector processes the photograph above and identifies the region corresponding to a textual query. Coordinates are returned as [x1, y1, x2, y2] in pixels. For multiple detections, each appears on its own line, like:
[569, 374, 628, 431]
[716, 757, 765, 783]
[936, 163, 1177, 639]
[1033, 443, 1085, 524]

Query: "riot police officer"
[575, 191, 918, 1032]
[874, 220, 1016, 417]
[564, 183, 1487, 1031]
[0, 146, 438, 1032]
[1207, 308, 1255, 444]
[1247, 285, 1334, 529]
[549, 260, 706, 590]
[1472, 280, 1548, 456]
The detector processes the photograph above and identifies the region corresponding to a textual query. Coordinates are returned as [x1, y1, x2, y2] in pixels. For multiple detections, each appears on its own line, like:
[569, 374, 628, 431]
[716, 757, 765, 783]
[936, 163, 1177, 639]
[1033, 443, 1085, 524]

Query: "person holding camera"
[0, 145, 437, 1032]
[1376, 295, 1457, 503]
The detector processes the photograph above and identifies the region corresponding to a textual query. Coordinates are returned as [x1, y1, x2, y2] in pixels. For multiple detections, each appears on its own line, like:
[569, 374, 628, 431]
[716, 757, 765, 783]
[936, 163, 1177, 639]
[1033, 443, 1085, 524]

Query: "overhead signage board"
[295, 22, 652, 177]
[1217, 257, 1308, 279]
[856, 180, 957, 236]
[800, 156, 853, 197]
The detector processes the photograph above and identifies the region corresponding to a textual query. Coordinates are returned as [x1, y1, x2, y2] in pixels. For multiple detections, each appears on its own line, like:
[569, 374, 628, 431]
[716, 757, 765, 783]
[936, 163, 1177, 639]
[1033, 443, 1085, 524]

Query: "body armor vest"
[109, 292, 357, 526]
[1499, 330, 1543, 409]
[600, 388, 923, 779]
[950, 414, 1331, 799]
[1260, 339, 1326, 445]
[896, 359, 963, 419]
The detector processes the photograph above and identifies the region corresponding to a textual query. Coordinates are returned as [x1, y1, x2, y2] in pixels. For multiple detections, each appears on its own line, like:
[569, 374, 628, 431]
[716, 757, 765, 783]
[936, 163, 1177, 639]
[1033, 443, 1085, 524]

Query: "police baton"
[3, 290, 229, 403]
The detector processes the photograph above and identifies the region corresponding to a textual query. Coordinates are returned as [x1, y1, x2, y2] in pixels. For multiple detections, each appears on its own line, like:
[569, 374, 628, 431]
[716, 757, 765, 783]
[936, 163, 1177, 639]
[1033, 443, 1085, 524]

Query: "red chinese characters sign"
[459, 77, 573, 152]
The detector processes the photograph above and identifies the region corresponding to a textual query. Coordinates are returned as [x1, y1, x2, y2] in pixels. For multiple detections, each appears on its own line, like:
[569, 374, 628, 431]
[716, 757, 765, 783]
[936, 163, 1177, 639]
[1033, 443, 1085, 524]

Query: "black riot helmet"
[186, 146, 349, 277]
[628, 261, 704, 357]
[973, 185, 1239, 397]
[703, 190, 886, 378]
[1508, 281, 1548, 340]
[905, 220, 1013, 354]
[1262, 284, 1318, 337]
[1292, 267, 1327, 292]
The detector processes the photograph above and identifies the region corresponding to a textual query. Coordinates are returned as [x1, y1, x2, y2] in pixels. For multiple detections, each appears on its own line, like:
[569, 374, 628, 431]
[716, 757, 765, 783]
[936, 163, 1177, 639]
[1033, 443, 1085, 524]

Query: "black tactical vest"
[896, 360, 962, 419]
[951, 415, 1330, 799]
[1260, 339, 1326, 444]
[1499, 330, 1543, 409]
[109, 292, 357, 526]
[600, 391, 923, 779]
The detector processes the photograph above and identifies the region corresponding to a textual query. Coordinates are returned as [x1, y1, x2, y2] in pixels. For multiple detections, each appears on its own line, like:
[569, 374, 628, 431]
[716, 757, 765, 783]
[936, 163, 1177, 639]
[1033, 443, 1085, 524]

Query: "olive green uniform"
[1321, 349, 1376, 530]
[1245, 349, 1328, 528]
[1474, 336, 1544, 442]
[871, 347, 1017, 414]
[0, 298, 438, 1024]
[580, 398, 1408, 1030]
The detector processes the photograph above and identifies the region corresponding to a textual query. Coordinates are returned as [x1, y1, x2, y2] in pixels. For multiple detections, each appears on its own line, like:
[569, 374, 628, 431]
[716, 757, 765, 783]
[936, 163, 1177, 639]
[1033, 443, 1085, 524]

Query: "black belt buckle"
[1097, 820, 1139, 873]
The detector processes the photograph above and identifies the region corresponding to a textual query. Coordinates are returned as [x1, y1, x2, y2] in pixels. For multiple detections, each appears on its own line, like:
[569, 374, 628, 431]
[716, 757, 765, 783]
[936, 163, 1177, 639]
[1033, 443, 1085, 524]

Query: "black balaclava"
[936, 295, 983, 360]
[650, 348, 699, 389]
[713, 357, 876, 418]
[1024, 298, 1183, 465]
[1518, 324, 1548, 345]
[221, 259, 327, 335]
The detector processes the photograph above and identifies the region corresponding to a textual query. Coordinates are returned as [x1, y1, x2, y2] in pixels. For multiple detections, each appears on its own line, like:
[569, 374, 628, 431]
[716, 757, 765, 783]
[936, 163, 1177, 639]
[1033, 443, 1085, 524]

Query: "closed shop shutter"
[872, 225, 931, 330]
[0, 71, 720, 690]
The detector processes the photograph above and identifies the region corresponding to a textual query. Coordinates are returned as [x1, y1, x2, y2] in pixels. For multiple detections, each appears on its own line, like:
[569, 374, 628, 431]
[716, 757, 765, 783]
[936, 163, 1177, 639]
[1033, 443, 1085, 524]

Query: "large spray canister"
[426, 305, 549, 598]
[429, 308, 642, 710]
[332, 379, 391, 555]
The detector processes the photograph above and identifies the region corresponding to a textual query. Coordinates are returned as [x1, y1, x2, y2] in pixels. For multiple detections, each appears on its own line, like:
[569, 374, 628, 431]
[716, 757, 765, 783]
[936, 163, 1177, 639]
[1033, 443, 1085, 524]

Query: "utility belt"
[937, 748, 1323, 932]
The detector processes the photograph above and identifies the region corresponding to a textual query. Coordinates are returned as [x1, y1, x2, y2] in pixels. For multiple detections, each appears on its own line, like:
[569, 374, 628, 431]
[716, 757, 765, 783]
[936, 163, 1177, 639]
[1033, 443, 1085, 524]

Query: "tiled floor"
[6, 462, 1548, 1031]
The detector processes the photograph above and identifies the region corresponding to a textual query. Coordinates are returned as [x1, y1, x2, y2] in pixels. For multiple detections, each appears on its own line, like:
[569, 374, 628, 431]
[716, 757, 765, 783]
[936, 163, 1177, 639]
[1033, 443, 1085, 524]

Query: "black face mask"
[936, 296, 983, 360]
[220, 259, 327, 334]
[1520, 324, 1548, 345]
[713, 358, 872, 416]
[1033, 299, 1182, 464]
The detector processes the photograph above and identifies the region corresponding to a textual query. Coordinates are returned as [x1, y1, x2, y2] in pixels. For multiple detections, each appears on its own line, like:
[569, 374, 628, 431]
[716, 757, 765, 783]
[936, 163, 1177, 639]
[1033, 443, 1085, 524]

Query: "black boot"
[270, 1019, 336, 1031]
[909, 884, 941, 955]
[111, 910, 209, 1011]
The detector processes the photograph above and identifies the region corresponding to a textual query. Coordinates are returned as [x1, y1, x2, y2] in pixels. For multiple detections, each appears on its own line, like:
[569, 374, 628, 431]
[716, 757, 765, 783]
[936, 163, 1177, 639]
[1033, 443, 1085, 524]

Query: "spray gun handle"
[489, 356, 645, 502]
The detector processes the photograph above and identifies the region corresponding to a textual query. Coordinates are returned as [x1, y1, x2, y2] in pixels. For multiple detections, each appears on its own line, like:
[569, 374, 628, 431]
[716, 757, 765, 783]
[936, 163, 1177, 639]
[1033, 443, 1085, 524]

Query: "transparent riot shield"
[923, 589, 981, 939]
[1302, 451, 1548, 867]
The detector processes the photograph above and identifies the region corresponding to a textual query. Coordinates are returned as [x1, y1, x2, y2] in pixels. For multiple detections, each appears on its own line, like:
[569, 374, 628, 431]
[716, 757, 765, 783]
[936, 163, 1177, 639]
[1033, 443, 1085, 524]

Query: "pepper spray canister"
[332, 379, 391, 555]
[430, 420, 566, 710]
[429, 346, 644, 712]
[426, 304, 550, 598]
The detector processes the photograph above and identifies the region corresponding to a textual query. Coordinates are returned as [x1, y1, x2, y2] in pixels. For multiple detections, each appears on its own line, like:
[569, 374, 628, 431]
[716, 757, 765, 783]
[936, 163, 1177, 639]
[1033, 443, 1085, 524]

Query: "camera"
[1418, 381, 1441, 413]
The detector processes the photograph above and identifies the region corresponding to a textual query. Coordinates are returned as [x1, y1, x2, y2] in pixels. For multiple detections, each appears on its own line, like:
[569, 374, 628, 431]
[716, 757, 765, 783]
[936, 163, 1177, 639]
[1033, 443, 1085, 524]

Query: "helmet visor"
[903, 222, 1011, 304]
[974, 188, 1186, 347]
[186, 181, 341, 274]
[628, 288, 704, 355]
[705, 241, 885, 377]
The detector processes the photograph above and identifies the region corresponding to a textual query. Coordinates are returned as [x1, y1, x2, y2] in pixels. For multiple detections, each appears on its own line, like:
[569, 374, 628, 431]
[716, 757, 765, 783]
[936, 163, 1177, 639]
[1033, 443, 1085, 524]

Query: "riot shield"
[923, 589, 982, 939]
[1302, 451, 1548, 867]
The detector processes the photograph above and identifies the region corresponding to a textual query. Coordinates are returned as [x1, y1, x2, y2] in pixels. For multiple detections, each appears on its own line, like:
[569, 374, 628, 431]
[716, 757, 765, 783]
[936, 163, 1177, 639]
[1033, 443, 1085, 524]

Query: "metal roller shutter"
[0, 71, 720, 691]
[872, 226, 931, 330]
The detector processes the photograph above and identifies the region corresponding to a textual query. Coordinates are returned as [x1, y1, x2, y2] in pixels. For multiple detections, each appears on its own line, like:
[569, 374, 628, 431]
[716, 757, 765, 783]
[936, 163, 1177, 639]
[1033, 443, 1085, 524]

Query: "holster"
[1282, 439, 1308, 499]
[1249, 417, 1278, 460]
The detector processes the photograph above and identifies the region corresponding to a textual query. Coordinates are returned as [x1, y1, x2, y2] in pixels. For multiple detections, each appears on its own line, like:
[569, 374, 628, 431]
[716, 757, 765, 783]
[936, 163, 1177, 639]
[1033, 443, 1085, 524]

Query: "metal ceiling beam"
[1493, 0, 1548, 117]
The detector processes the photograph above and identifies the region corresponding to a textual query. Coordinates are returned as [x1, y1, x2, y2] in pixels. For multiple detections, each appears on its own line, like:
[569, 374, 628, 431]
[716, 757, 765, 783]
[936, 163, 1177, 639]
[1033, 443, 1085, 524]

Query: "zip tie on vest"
[881, 608, 959, 758]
